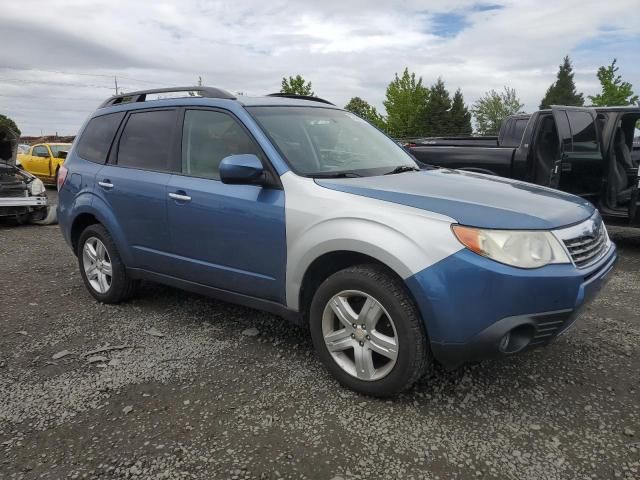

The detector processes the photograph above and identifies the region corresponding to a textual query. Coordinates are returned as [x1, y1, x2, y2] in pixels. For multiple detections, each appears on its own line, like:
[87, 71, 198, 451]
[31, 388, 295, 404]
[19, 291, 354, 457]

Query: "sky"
[1, 0, 639, 136]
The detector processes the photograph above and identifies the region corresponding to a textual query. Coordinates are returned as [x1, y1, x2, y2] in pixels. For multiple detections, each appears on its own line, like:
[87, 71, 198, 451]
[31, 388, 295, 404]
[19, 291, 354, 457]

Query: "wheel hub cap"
[82, 237, 112, 294]
[321, 290, 399, 382]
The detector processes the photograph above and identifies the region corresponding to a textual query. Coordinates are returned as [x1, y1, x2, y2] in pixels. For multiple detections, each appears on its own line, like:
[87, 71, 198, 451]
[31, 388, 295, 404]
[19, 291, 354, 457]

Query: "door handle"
[168, 192, 191, 202]
[98, 180, 114, 189]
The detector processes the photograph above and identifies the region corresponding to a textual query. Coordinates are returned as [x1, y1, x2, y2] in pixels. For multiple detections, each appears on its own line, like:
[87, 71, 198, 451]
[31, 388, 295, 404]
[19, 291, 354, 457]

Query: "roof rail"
[266, 93, 335, 105]
[99, 86, 236, 108]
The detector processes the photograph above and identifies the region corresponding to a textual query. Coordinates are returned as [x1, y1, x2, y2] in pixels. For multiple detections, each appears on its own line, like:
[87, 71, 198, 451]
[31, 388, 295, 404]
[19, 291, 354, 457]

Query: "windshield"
[50, 145, 71, 157]
[248, 106, 417, 177]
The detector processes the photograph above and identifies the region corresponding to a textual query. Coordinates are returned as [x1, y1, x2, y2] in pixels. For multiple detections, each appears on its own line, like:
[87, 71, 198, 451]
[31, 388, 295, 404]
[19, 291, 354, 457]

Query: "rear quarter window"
[75, 112, 125, 163]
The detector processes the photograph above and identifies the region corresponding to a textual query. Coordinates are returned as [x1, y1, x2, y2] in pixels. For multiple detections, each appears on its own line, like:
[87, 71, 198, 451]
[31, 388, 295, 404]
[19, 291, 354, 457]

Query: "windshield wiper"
[384, 165, 421, 175]
[310, 172, 363, 178]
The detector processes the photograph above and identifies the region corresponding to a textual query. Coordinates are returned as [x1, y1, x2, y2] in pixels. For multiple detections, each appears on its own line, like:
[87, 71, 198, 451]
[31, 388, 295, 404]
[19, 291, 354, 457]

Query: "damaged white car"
[0, 125, 56, 225]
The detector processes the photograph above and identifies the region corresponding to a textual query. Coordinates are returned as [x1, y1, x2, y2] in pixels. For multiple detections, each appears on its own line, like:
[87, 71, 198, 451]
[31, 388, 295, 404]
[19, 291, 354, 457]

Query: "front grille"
[0, 187, 27, 198]
[562, 220, 608, 268]
[529, 318, 565, 347]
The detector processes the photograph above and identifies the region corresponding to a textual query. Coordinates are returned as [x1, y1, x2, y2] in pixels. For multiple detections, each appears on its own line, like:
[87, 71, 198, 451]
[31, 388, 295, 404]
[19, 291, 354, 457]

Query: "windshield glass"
[247, 107, 416, 177]
[50, 145, 71, 157]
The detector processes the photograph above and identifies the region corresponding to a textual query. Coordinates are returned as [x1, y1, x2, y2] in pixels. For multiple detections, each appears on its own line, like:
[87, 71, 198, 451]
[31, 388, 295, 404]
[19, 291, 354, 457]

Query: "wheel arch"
[298, 250, 406, 323]
[68, 196, 132, 264]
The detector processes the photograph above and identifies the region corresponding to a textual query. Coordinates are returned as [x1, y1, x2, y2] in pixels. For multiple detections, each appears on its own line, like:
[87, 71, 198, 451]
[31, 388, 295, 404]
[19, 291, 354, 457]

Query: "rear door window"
[117, 110, 177, 172]
[76, 112, 125, 163]
[566, 111, 599, 152]
[511, 119, 528, 145]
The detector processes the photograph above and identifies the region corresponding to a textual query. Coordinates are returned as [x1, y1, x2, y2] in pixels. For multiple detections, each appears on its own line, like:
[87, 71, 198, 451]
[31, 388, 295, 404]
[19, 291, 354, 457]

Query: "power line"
[0, 66, 166, 85]
[0, 77, 115, 90]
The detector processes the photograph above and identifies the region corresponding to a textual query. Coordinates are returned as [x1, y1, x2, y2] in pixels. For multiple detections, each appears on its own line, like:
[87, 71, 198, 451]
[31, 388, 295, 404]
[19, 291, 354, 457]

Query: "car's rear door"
[95, 108, 179, 272]
[165, 107, 286, 303]
[551, 106, 603, 198]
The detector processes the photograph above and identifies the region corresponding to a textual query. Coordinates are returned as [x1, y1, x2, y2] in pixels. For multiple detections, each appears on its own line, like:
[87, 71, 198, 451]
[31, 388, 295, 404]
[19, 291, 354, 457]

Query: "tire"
[77, 224, 137, 303]
[309, 264, 433, 397]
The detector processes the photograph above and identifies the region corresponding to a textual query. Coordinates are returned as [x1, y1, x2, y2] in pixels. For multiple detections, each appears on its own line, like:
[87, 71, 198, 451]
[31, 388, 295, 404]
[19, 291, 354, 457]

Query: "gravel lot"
[1, 189, 639, 479]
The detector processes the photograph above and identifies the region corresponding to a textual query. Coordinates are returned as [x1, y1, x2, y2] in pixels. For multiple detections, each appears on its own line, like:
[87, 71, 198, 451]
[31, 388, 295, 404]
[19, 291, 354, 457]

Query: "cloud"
[0, 0, 638, 135]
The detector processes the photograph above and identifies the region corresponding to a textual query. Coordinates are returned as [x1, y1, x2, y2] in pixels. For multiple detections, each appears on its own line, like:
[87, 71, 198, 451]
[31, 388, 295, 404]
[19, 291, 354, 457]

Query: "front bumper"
[0, 195, 48, 217]
[406, 243, 617, 369]
[0, 195, 48, 207]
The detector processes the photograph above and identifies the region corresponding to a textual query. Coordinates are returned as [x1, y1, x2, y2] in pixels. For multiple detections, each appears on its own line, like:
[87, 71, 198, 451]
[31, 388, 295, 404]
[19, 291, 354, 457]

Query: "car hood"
[0, 124, 18, 167]
[316, 169, 595, 230]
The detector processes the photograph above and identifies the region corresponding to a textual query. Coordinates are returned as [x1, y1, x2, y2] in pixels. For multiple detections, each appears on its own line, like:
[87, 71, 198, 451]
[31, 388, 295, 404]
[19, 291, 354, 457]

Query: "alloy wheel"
[321, 290, 398, 381]
[82, 237, 112, 294]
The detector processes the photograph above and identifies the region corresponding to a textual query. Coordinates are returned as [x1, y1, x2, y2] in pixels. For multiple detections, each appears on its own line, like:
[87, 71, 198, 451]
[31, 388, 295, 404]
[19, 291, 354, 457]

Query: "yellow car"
[18, 143, 72, 184]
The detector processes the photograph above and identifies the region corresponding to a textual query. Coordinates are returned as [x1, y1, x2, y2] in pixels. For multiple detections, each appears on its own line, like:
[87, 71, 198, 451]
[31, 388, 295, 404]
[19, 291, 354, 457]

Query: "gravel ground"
[1, 193, 639, 479]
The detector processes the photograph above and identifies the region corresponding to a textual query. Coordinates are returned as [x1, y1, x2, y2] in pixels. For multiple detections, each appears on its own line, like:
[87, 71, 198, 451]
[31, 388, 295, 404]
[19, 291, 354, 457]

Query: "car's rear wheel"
[78, 224, 136, 303]
[309, 264, 433, 397]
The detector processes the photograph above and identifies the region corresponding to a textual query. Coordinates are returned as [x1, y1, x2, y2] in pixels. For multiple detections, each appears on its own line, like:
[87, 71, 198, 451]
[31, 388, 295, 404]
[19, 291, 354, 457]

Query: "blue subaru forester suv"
[57, 87, 617, 396]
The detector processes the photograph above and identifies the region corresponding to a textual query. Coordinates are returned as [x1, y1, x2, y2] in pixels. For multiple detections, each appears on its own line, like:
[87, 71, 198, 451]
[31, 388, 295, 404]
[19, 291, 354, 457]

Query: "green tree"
[344, 97, 386, 130]
[588, 59, 638, 106]
[423, 78, 452, 137]
[383, 68, 429, 138]
[0, 114, 21, 136]
[280, 75, 314, 96]
[539, 56, 584, 109]
[449, 89, 472, 136]
[472, 87, 524, 135]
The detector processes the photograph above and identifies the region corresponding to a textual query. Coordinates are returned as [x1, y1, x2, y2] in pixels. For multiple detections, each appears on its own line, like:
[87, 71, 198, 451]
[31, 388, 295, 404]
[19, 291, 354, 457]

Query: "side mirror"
[219, 154, 265, 185]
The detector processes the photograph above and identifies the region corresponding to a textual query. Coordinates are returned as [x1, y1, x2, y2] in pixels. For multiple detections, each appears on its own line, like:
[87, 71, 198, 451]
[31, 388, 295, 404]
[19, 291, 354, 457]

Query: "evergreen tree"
[539, 56, 584, 109]
[423, 78, 452, 137]
[449, 89, 472, 136]
[344, 97, 386, 130]
[0, 114, 20, 136]
[280, 75, 314, 96]
[383, 68, 429, 139]
[588, 59, 639, 106]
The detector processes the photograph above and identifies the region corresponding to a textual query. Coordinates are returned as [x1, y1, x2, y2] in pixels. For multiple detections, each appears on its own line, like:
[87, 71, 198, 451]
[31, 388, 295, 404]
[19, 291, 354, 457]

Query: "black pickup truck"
[409, 106, 640, 226]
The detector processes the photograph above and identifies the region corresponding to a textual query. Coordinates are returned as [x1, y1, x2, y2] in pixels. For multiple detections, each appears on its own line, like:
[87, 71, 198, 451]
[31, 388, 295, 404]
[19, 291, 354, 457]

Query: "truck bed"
[410, 145, 515, 178]
[409, 136, 498, 147]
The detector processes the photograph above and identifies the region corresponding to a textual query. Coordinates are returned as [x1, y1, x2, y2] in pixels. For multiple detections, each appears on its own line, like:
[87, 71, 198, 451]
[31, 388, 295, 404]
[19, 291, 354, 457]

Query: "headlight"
[29, 178, 46, 196]
[452, 225, 570, 269]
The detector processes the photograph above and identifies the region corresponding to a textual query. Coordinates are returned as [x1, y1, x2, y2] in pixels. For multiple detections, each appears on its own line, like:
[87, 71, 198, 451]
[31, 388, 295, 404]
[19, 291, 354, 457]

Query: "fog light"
[499, 332, 511, 352]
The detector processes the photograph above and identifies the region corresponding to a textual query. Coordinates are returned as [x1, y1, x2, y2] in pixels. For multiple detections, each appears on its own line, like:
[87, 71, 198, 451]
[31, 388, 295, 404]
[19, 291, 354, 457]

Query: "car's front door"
[551, 107, 603, 199]
[165, 108, 286, 303]
[95, 108, 179, 272]
[30, 145, 51, 178]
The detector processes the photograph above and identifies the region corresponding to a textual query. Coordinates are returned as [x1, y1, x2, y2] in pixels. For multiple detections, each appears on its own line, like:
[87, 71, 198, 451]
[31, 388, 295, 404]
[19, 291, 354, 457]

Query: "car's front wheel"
[77, 224, 136, 303]
[309, 264, 433, 397]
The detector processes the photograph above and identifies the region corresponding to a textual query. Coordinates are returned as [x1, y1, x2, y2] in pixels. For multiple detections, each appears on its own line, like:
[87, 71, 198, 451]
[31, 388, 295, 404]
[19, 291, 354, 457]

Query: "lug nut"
[351, 333, 355, 339]
[366, 335, 370, 340]
[359, 341, 364, 346]
[352, 323, 357, 329]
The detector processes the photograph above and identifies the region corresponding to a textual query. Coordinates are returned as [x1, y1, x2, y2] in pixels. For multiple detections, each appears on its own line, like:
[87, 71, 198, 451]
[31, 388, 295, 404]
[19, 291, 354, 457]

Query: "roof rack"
[99, 86, 236, 108]
[266, 93, 335, 105]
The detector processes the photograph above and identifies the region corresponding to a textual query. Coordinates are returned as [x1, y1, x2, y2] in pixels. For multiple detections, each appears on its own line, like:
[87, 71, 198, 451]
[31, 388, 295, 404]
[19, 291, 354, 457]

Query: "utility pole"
[114, 76, 119, 95]
[198, 76, 202, 87]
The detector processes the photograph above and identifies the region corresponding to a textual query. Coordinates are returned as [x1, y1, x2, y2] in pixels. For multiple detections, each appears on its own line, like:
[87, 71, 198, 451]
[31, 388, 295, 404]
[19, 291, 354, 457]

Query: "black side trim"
[127, 268, 302, 326]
